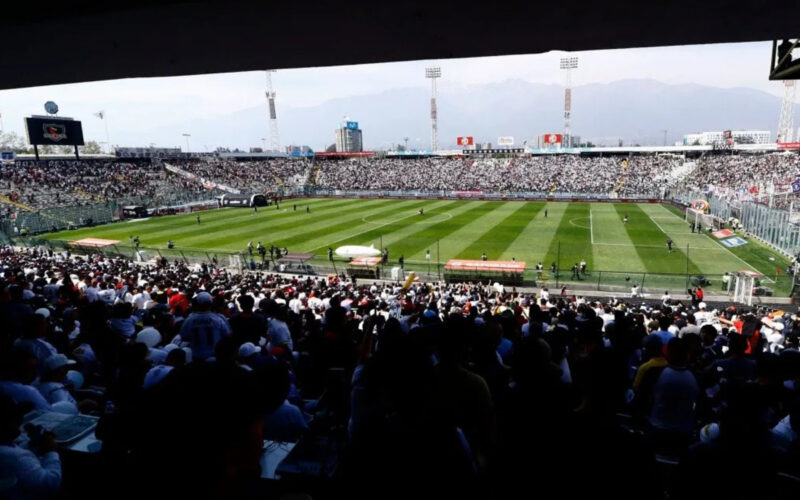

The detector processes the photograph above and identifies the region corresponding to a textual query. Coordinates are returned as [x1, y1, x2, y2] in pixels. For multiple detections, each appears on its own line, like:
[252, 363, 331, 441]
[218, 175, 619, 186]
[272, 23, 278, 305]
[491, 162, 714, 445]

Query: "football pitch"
[44, 198, 793, 294]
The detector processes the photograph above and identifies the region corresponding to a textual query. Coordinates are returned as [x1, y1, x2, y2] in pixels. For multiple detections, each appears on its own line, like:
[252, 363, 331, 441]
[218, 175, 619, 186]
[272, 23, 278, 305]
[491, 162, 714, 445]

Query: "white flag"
[94, 111, 104, 119]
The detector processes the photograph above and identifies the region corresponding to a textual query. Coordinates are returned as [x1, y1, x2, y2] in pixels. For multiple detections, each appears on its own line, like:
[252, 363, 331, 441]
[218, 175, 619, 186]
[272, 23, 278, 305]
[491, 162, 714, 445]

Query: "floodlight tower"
[777, 80, 796, 143]
[265, 70, 281, 152]
[425, 67, 441, 151]
[560, 56, 578, 147]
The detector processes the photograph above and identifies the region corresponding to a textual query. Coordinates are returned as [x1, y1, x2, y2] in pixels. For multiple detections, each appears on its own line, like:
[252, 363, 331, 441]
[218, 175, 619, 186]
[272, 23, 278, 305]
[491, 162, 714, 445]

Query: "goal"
[686, 207, 723, 232]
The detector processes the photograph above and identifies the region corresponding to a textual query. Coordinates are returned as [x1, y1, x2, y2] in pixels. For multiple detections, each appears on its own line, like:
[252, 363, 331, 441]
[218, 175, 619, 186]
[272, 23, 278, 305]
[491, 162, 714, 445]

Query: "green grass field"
[42, 198, 794, 295]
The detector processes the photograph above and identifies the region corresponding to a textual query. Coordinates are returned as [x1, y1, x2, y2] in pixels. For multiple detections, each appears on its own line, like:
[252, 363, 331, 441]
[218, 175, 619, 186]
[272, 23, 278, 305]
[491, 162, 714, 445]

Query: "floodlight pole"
[265, 70, 281, 152]
[182, 133, 191, 153]
[425, 67, 441, 152]
[559, 57, 578, 147]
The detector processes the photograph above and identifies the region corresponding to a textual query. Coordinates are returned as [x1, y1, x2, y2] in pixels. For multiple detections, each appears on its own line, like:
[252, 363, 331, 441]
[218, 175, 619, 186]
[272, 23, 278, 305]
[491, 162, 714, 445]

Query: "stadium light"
[559, 56, 578, 69]
[425, 67, 441, 78]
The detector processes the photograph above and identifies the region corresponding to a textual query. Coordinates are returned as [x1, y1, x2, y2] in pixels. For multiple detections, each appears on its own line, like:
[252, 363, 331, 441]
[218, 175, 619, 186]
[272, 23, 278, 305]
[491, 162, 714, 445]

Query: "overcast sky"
[0, 41, 786, 149]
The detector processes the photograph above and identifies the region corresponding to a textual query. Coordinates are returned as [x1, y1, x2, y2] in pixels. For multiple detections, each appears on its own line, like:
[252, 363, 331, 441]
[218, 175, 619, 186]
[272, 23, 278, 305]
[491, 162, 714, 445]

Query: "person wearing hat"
[143, 347, 186, 389]
[34, 354, 79, 410]
[0, 395, 63, 499]
[176, 291, 231, 361]
[237, 342, 261, 371]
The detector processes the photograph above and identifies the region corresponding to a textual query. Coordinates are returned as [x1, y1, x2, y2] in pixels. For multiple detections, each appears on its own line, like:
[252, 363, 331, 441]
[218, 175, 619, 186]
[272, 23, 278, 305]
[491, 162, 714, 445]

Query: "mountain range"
[133, 78, 795, 150]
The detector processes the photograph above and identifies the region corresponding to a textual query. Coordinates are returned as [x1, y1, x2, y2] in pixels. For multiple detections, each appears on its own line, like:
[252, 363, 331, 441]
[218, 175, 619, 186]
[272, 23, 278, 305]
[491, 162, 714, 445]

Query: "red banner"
[457, 136, 474, 146]
[543, 134, 563, 145]
[777, 142, 800, 150]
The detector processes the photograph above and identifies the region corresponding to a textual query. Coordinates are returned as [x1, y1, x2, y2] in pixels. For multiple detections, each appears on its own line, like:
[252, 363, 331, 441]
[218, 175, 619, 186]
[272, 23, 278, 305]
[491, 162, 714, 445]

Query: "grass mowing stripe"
[366, 201, 493, 262]
[306, 200, 457, 254]
[280, 200, 432, 251]
[126, 199, 366, 244]
[456, 202, 543, 260]
[589, 204, 647, 273]
[501, 202, 565, 263]
[44, 198, 351, 243]
[359, 200, 480, 262]
[612, 204, 701, 275]
[423, 201, 516, 260]
[202, 199, 406, 250]
[544, 203, 594, 271]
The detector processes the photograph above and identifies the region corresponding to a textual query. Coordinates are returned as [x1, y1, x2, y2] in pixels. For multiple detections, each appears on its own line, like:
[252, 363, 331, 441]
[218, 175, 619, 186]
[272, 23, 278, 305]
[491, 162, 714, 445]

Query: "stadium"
[3, 3, 800, 500]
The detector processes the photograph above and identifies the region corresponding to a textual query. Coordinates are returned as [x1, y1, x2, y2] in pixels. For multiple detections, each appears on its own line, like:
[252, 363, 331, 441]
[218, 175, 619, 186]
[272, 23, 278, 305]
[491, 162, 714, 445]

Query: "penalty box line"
[654, 204, 772, 281]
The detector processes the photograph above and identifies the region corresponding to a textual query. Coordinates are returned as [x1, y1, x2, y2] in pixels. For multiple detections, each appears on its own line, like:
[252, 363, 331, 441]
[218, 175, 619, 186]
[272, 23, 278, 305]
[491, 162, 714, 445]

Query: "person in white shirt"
[96, 283, 116, 305]
[132, 287, 151, 310]
[0, 395, 62, 500]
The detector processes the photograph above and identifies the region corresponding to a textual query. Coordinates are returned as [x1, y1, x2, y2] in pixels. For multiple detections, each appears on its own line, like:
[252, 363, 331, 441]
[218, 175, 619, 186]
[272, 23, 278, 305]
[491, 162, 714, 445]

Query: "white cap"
[135, 327, 162, 348]
[35, 308, 51, 318]
[44, 353, 77, 373]
[699, 302, 707, 310]
[238, 342, 261, 357]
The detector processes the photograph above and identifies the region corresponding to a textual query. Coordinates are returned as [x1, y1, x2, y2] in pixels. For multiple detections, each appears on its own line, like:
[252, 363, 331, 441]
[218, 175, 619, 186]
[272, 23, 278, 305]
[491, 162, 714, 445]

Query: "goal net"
[686, 207, 723, 232]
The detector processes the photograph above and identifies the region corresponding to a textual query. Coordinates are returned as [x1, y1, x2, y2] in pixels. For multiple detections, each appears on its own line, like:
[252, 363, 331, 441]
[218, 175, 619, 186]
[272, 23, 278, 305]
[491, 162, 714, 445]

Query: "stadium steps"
[0, 193, 37, 212]
[308, 167, 320, 187]
[613, 159, 630, 195]
[74, 188, 106, 203]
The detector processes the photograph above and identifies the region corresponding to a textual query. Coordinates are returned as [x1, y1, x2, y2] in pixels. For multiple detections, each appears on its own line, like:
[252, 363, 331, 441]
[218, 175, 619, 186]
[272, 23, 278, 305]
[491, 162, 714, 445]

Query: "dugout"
[443, 259, 526, 286]
[220, 193, 268, 207]
[348, 256, 382, 280]
[275, 252, 315, 274]
[121, 205, 148, 218]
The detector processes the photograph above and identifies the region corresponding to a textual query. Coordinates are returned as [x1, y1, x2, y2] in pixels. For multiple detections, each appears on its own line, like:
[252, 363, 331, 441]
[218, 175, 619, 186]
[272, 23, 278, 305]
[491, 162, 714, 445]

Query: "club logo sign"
[43, 123, 67, 142]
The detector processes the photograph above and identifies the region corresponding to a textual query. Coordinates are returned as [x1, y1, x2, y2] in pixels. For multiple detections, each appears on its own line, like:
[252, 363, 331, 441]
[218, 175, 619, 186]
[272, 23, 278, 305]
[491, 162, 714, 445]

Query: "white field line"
[593, 242, 722, 250]
[648, 215, 670, 234]
[590, 209, 595, 244]
[655, 204, 774, 282]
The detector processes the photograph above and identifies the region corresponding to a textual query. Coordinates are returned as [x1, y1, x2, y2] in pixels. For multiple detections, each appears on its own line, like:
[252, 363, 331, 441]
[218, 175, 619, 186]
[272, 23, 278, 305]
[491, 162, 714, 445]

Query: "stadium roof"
[2, 1, 799, 90]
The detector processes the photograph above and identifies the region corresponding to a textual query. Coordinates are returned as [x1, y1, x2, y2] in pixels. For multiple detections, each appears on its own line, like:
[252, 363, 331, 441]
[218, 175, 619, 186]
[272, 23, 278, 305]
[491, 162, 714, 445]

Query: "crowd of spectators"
[0, 245, 798, 499]
[1, 160, 178, 209]
[690, 153, 800, 195]
[3, 153, 800, 214]
[312, 155, 676, 196]
[170, 158, 311, 192]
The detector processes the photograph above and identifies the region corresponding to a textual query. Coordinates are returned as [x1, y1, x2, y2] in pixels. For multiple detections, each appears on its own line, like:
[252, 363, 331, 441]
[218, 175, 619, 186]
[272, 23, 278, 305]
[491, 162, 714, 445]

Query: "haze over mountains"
[136, 78, 794, 151]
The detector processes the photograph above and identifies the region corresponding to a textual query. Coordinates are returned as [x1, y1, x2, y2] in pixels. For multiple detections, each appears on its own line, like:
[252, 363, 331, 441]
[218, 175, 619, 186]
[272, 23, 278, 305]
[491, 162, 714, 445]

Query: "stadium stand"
[3, 153, 800, 221]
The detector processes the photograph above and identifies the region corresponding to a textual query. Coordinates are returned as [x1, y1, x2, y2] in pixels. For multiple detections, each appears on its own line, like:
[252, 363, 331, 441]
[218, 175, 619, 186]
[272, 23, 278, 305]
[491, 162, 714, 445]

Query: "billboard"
[497, 136, 514, 146]
[543, 134, 563, 145]
[0, 151, 14, 163]
[25, 116, 85, 146]
[345, 121, 359, 130]
[457, 136, 474, 146]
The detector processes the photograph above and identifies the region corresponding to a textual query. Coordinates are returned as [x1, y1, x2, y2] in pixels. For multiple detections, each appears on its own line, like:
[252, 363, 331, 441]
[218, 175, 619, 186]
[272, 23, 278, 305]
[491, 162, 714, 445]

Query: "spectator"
[0, 395, 62, 499]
